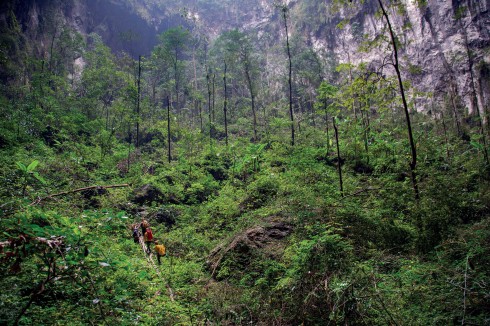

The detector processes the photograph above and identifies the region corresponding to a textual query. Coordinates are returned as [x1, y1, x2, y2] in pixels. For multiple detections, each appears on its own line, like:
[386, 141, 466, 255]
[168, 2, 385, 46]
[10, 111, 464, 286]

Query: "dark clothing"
[145, 241, 152, 255]
[132, 228, 139, 243]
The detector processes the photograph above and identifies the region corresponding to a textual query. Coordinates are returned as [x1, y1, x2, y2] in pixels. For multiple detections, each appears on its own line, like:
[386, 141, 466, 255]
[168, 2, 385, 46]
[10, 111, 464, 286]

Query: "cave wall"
[1, 0, 187, 58]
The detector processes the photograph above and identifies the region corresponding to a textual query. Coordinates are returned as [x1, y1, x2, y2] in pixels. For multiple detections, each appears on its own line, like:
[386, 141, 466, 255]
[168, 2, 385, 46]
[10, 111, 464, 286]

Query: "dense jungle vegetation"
[0, 0, 489, 325]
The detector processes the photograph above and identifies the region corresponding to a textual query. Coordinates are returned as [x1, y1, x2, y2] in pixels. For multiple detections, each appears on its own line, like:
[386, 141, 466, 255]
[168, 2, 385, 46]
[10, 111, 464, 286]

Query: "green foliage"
[273, 228, 353, 323]
[0, 1, 489, 324]
[243, 174, 279, 209]
[16, 160, 46, 184]
[202, 182, 243, 230]
[15, 160, 47, 197]
[282, 228, 352, 281]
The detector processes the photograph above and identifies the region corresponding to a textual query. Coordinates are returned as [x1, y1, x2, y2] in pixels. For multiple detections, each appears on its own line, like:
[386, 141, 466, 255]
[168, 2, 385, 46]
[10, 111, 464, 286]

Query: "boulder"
[132, 184, 163, 205]
[154, 207, 178, 228]
[207, 221, 292, 280]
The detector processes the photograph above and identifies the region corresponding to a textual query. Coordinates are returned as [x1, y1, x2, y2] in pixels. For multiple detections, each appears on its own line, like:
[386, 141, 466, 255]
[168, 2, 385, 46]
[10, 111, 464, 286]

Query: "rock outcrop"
[206, 221, 292, 280]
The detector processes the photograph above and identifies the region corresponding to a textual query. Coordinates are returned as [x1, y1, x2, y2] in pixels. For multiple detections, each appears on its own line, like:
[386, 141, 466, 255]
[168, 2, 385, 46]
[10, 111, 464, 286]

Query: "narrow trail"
[138, 234, 175, 301]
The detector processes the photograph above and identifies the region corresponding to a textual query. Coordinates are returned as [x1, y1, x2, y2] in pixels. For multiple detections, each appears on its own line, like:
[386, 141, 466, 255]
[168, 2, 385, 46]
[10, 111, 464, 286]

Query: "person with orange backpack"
[143, 227, 153, 255]
[154, 240, 166, 265]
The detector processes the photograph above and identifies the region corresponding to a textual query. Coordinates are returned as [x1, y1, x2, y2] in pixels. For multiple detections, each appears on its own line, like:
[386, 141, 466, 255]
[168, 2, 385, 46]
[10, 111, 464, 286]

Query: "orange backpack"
[145, 228, 153, 241]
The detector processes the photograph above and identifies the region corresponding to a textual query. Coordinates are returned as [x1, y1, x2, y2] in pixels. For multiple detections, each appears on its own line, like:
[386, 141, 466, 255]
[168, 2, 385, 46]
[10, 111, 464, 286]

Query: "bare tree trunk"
[206, 69, 212, 139]
[136, 55, 141, 148]
[174, 51, 179, 113]
[193, 48, 199, 129]
[441, 111, 450, 160]
[333, 117, 344, 197]
[199, 100, 203, 132]
[379, 0, 419, 199]
[310, 91, 316, 128]
[245, 65, 257, 142]
[459, 14, 489, 164]
[424, 9, 463, 136]
[167, 96, 171, 163]
[324, 97, 330, 153]
[127, 123, 132, 173]
[343, 37, 357, 122]
[212, 73, 216, 122]
[223, 61, 229, 146]
[361, 109, 369, 162]
[282, 7, 295, 146]
[449, 84, 463, 136]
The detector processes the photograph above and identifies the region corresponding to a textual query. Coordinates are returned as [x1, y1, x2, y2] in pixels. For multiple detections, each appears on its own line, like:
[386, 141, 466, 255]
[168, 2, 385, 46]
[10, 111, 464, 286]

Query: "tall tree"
[280, 5, 295, 146]
[223, 61, 229, 146]
[156, 27, 191, 112]
[213, 29, 260, 141]
[206, 66, 212, 137]
[238, 32, 260, 142]
[333, 117, 344, 197]
[454, 3, 489, 164]
[210, 30, 243, 145]
[291, 40, 323, 128]
[316, 81, 338, 153]
[377, 0, 419, 199]
[336, 0, 419, 198]
[136, 55, 141, 148]
[81, 37, 128, 128]
[167, 96, 171, 163]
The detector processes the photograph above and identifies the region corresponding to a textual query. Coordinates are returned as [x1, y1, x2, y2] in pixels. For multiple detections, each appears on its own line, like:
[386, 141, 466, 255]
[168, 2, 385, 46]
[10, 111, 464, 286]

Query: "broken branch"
[30, 183, 131, 206]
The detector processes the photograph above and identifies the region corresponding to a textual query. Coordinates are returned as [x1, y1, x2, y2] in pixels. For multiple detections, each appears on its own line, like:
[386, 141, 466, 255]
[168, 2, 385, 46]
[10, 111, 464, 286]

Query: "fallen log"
[30, 183, 131, 206]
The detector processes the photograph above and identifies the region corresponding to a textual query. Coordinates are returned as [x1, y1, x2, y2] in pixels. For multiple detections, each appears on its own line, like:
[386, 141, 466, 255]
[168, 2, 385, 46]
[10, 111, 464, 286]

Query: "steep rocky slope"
[1, 0, 489, 114]
[323, 0, 490, 116]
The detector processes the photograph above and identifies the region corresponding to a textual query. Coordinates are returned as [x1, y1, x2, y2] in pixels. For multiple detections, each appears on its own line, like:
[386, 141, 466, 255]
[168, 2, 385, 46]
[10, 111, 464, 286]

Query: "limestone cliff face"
[193, 0, 489, 115]
[314, 0, 490, 115]
[3, 0, 488, 114]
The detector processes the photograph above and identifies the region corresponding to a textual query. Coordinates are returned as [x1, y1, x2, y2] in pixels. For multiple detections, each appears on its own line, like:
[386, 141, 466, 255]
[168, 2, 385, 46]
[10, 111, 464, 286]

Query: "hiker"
[154, 240, 166, 265]
[132, 224, 139, 244]
[140, 219, 149, 237]
[144, 227, 153, 254]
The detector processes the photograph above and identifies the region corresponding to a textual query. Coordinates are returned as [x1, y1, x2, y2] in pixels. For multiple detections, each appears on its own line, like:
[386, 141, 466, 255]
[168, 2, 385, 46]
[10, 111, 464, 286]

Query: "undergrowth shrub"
[274, 228, 353, 323]
[242, 175, 279, 210]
